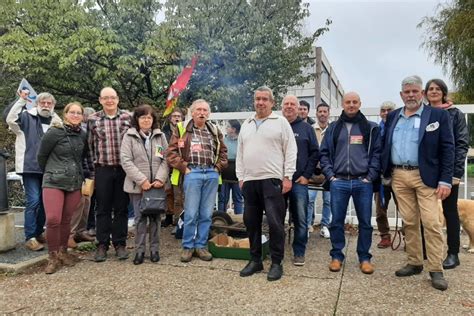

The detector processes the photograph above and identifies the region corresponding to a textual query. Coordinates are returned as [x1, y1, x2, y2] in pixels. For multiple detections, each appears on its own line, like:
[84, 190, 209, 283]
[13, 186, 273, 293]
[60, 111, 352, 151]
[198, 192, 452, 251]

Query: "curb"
[0, 254, 48, 274]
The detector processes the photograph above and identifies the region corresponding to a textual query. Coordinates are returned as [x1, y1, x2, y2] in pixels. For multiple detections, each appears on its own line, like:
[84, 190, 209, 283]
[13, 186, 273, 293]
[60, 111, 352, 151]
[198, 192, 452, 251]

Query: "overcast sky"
[304, 0, 452, 108]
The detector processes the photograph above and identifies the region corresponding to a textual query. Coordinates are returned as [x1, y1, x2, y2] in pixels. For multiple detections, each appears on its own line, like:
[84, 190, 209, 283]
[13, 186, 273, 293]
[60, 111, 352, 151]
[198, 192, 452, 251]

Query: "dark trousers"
[95, 166, 129, 248]
[242, 179, 286, 264]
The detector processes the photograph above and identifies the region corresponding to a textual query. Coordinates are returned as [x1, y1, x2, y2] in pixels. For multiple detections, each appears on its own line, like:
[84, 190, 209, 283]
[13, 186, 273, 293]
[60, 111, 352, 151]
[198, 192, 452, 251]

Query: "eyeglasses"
[100, 96, 118, 100]
[138, 116, 153, 121]
[67, 111, 83, 116]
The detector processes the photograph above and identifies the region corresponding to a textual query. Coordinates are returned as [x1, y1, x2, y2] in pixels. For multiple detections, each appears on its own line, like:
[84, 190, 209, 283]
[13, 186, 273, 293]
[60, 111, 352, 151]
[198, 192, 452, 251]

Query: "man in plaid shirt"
[87, 87, 131, 262]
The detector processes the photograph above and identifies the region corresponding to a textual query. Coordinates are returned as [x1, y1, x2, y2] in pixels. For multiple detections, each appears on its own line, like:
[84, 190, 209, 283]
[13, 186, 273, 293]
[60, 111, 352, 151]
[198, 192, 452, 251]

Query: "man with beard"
[7, 91, 61, 251]
[381, 75, 454, 291]
[320, 92, 381, 275]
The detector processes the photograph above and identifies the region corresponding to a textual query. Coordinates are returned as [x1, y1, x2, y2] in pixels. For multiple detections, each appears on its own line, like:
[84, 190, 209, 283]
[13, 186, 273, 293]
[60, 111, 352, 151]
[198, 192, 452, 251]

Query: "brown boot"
[58, 248, 79, 267]
[45, 252, 61, 274]
[67, 236, 77, 249]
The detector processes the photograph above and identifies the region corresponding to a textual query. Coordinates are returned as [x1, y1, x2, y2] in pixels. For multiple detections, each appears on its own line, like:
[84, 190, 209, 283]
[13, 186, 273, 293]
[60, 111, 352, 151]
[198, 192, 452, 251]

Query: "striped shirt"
[189, 126, 216, 166]
[87, 109, 131, 175]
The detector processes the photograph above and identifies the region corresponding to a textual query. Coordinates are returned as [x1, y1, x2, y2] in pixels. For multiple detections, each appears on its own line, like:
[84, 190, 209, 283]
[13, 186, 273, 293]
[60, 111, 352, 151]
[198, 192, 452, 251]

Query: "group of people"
[5, 75, 468, 292]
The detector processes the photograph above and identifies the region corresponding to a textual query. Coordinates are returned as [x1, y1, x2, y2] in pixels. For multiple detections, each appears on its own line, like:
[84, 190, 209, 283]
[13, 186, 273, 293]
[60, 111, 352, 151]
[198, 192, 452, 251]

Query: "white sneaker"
[320, 226, 330, 239]
[128, 218, 135, 228]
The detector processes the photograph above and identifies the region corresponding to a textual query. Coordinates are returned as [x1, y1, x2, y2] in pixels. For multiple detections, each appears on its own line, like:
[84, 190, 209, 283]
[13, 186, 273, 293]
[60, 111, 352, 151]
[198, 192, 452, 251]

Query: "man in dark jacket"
[282, 95, 319, 266]
[298, 100, 316, 125]
[6, 91, 61, 251]
[381, 75, 454, 291]
[320, 92, 381, 275]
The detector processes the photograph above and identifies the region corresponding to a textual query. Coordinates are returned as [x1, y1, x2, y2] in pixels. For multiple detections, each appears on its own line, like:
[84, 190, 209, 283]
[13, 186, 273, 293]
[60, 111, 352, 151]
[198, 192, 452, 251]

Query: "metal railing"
[210, 105, 474, 226]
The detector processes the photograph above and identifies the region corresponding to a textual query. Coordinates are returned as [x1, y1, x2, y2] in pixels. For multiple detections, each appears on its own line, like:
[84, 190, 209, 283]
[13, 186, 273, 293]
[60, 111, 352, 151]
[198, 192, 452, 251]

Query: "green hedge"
[468, 164, 474, 177]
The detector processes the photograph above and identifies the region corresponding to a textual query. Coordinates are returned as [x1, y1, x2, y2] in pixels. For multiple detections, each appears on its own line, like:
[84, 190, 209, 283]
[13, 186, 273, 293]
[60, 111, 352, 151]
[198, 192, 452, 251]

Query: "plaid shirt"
[189, 125, 216, 166]
[87, 109, 131, 177]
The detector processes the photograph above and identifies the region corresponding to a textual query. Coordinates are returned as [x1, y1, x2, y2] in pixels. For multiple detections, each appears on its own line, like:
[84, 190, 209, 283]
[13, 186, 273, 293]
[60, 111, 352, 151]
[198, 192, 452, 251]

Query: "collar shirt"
[87, 109, 131, 168]
[189, 125, 215, 166]
[391, 104, 424, 166]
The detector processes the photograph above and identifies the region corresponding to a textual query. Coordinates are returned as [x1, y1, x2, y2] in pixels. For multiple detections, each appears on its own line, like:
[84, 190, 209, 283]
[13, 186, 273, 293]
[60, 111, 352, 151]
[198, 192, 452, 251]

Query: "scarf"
[139, 129, 152, 159]
[333, 110, 371, 149]
[64, 123, 82, 133]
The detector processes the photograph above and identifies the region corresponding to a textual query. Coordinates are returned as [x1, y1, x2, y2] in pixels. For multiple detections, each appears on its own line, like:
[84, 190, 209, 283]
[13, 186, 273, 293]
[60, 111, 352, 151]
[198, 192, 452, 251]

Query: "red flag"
[164, 56, 198, 116]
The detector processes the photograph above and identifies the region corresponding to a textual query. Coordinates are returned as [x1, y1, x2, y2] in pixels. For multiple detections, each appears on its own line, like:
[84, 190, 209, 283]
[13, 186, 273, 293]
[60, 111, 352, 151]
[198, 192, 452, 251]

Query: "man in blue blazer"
[381, 75, 454, 291]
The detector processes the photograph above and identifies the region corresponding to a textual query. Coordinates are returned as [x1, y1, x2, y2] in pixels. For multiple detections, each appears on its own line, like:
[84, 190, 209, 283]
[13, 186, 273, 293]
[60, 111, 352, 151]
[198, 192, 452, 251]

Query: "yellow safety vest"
[170, 122, 222, 186]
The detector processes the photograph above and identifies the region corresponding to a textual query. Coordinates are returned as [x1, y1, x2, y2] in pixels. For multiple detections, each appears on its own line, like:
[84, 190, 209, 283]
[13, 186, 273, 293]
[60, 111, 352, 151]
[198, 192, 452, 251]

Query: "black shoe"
[442, 253, 460, 269]
[115, 245, 129, 260]
[133, 253, 144, 265]
[161, 215, 173, 227]
[267, 263, 283, 281]
[94, 244, 108, 262]
[395, 264, 423, 277]
[239, 261, 264, 277]
[150, 252, 160, 263]
[430, 272, 448, 291]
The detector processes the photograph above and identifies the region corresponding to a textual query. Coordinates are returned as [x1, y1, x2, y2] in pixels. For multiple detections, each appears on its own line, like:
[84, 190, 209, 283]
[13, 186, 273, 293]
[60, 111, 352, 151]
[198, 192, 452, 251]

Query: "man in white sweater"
[236, 86, 297, 281]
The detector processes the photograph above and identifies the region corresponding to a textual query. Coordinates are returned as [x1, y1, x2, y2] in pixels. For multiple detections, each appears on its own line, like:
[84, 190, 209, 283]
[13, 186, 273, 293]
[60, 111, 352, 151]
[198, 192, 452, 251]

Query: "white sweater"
[236, 112, 297, 182]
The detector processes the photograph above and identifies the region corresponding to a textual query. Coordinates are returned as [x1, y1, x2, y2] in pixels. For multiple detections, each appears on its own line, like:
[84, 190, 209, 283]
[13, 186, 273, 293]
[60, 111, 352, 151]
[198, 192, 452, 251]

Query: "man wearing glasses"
[87, 87, 132, 262]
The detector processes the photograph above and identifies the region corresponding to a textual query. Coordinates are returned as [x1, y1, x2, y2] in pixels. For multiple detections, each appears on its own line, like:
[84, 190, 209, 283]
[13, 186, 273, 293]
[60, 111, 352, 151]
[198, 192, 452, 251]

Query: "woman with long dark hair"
[425, 79, 469, 269]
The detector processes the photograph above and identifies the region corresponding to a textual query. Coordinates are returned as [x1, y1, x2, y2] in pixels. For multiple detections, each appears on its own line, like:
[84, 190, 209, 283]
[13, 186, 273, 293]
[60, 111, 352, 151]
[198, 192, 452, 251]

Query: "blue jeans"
[307, 190, 331, 227]
[182, 168, 219, 249]
[329, 179, 373, 263]
[22, 173, 46, 240]
[218, 182, 244, 214]
[288, 183, 309, 257]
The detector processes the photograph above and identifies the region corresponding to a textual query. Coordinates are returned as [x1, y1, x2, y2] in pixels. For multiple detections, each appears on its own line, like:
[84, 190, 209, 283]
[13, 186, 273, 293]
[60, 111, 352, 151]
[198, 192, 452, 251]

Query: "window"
[321, 64, 330, 90]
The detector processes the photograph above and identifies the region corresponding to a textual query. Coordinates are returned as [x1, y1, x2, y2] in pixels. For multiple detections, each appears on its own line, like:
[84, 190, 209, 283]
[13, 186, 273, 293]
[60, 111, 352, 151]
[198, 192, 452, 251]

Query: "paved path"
[1, 227, 473, 314]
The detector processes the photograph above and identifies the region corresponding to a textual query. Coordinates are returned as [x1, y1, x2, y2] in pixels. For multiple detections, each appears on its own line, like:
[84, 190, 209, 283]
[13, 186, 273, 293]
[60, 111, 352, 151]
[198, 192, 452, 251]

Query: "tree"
[0, 0, 178, 109]
[163, 0, 330, 112]
[419, 0, 474, 100]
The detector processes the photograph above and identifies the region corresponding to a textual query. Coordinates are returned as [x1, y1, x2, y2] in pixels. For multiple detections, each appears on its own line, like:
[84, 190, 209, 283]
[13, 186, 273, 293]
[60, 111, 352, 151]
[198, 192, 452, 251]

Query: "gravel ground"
[1, 226, 473, 314]
[0, 228, 47, 264]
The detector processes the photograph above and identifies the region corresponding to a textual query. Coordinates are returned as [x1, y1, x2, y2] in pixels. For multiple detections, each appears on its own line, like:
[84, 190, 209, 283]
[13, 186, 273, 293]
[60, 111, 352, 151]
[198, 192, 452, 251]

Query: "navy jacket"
[381, 106, 454, 188]
[289, 117, 319, 182]
[320, 116, 381, 182]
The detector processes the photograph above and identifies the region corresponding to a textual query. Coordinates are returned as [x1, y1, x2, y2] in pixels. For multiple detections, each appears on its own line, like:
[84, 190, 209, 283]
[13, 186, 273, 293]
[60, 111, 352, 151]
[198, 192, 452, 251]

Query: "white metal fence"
[210, 105, 474, 226]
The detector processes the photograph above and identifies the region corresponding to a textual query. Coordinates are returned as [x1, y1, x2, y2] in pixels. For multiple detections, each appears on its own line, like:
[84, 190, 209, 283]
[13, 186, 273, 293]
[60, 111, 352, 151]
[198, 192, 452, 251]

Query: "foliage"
[163, 0, 330, 112]
[419, 0, 474, 100]
[0, 0, 178, 110]
[0, 0, 329, 113]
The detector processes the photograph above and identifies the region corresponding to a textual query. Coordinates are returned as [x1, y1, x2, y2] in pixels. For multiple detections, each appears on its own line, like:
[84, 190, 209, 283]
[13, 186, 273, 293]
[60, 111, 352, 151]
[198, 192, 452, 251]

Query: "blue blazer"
[381, 106, 454, 188]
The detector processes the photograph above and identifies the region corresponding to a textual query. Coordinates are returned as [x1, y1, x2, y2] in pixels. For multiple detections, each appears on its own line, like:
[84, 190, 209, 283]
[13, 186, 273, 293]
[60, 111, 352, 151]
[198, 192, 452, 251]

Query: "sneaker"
[308, 226, 314, 233]
[67, 236, 77, 249]
[180, 248, 193, 262]
[293, 256, 305, 266]
[377, 235, 391, 249]
[36, 233, 47, 244]
[320, 226, 330, 239]
[94, 244, 108, 262]
[115, 245, 129, 260]
[128, 218, 135, 228]
[25, 238, 44, 251]
[194, 248, 213, 261]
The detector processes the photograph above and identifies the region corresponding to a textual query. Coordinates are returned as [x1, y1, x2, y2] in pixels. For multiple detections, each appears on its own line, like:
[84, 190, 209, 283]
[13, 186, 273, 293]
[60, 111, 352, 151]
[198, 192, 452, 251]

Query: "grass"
[468, 164, 474, 177]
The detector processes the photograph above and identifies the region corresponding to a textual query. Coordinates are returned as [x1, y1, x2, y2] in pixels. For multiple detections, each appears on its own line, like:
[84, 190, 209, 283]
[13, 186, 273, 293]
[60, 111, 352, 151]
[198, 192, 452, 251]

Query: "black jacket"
[37, 124, 88, 192]
[447, 107, 469, 179]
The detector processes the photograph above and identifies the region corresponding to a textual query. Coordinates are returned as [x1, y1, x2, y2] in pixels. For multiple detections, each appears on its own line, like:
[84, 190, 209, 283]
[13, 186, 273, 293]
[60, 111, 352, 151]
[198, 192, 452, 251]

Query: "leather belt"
[393, 165, 419, 170]
[335, 174, 366, 180]
[188, 163, 214, 169]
